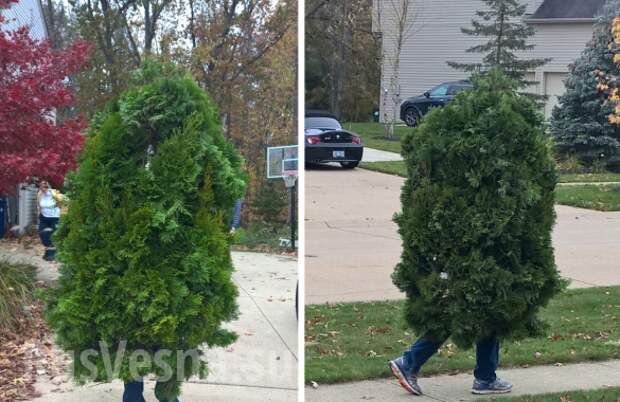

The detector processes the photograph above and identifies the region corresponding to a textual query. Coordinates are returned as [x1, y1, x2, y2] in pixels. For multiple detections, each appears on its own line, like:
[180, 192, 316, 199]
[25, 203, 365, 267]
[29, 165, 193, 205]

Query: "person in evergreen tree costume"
[44, 62, 247, 402]
[389, 334, 509, 395]
[124, 380, 178, 402]
[387, 69, 563, 397]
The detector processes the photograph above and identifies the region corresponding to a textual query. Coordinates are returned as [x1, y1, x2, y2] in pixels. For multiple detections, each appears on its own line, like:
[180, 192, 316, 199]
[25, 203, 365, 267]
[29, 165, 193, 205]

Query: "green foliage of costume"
[45, 61, 246, 400]
[393, 69, 565, 348]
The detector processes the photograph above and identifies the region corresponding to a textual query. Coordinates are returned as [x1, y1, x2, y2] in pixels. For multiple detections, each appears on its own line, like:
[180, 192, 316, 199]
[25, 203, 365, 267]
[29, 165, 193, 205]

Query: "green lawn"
[559, 172, 620, 183]
[359, 162, 620, 212]
[359, 161, 620, 184]
[306, 286, 620, 384]
[341, 122, 410, 154]
[474, 387, 620, 402]
[359, 161, 406, 177]
[555, 185, 620, 211]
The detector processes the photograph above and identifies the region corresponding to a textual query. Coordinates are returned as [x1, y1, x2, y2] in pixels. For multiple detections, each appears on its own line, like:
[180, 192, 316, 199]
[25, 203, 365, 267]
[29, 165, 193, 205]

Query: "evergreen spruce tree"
[393, 69, 565, 348]
[448, 0, 550, 90]
[45, 61, 246, 400]
[551, 0, 620, 168]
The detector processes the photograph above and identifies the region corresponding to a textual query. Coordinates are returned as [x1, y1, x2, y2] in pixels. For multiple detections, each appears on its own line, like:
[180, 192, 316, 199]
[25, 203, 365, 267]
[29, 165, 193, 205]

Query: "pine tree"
[551, 0, 620, 168]
[44, 61, 246, 401]
[448, 0, 550, 89]
[393, 69, 565, 348]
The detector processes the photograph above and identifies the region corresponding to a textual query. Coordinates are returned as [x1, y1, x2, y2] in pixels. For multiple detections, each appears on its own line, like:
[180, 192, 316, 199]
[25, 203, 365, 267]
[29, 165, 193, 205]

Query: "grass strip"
[555, 185, 620, 211]
[474, 387, 620, 402]
[306, 286, 620, 384]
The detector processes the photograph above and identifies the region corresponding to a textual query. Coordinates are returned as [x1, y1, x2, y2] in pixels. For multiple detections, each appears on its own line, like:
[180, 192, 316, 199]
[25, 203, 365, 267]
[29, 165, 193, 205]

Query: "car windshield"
[429, 84, 449, 97]
[448, 85, 472, 95]
[306, 116, 341, 130]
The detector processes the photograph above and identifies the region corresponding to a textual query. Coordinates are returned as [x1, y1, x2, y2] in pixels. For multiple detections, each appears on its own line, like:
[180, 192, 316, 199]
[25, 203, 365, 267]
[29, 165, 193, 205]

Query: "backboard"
[267, 145, 298, 179]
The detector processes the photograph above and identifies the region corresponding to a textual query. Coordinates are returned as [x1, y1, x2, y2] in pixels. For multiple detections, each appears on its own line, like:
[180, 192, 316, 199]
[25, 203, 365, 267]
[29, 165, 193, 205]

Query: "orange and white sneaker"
[388, 357, 423, 396]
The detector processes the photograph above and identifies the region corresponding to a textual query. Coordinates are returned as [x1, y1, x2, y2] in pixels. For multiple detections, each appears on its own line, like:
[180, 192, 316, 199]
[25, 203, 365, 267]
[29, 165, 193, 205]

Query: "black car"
[305, 110, 363, 169]
[400, 80, 473, 127]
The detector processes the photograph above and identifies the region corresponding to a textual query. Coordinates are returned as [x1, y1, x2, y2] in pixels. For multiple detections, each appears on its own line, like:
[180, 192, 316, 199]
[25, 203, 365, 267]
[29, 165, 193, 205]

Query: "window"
[305, 117, 342, 130]
[429, 84, 449, 97]
[447, 85, 470, 95]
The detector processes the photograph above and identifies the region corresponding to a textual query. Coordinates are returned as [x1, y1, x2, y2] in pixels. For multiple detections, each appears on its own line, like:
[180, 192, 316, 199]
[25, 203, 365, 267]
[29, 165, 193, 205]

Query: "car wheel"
[340, 161, 359, 169]
[404, 107, 420, 127]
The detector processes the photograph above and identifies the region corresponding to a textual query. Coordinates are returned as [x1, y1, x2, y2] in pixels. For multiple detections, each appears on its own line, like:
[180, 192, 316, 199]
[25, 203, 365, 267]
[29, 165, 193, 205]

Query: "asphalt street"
[306, 165, 620, 304]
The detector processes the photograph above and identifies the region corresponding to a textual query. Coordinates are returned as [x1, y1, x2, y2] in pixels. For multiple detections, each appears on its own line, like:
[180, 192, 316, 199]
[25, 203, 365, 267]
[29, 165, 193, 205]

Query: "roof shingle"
[530, 0, 605, 20]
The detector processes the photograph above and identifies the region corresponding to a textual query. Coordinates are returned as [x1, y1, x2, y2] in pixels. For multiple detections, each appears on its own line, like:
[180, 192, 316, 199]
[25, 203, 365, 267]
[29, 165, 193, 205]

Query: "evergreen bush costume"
[393, 69, 564, 350]
[45, 61, 246, 401]
[551, 0, 620, 168]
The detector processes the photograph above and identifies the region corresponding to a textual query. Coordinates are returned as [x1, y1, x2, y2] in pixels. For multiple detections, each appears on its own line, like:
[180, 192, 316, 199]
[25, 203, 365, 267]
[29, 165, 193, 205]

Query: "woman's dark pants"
[38, 215, 59, 259]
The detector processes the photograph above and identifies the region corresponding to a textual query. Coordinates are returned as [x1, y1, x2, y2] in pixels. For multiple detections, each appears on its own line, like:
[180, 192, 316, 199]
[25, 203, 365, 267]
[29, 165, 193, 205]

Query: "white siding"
[17, 184, 37, 232]
[525, 0, 545, 15]
[376, 0, 594, 121]
[1, 0, 47, 40]
[529, 22, 594, 72]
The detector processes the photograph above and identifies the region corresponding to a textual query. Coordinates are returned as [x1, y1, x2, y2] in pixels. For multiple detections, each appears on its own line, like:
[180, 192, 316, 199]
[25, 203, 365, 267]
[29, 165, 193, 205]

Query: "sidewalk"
[362, 148, 403, 162]
[557, 181, 620, 186]
[306, 360, 620, 402]
[0, 247, 59, 282]
[0, 247, 298, 402]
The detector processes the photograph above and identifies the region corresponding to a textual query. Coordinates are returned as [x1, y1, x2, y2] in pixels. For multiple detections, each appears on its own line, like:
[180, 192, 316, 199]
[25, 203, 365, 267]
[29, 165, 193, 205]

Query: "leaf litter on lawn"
[0, 289, 66, 401]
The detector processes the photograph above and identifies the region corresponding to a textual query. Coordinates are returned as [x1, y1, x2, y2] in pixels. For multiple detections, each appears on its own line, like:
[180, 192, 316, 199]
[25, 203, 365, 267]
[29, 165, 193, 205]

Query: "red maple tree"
[0, 0, 90, 193]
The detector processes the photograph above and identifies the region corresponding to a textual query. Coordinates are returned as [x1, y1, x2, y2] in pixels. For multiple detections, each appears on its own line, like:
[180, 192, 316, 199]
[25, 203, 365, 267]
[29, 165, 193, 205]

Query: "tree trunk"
[143, 0, 153, 54]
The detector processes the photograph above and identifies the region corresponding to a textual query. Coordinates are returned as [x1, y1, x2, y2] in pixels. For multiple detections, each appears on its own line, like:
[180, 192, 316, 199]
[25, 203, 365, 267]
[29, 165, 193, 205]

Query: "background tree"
[551, 0, 620, 169]
[177, 0, 297, 224]
[46, 62, 246, 401]
[393, 69, 564, 347]
[0, 0, 89, 194]
[448, 0, 550, 92]
[305, 0, 380, 122]
[68, 0, 174, 114]
[375, 0, 418, 138]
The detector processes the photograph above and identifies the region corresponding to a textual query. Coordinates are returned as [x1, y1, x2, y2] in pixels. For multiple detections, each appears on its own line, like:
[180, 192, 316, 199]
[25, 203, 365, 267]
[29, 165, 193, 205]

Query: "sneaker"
[471, 378, 513, 395]
[388, 357, 423, 395]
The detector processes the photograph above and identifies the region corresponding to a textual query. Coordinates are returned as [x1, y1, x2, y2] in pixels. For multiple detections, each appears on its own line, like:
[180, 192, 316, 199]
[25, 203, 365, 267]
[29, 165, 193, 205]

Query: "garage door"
[544, 72, 567, 118]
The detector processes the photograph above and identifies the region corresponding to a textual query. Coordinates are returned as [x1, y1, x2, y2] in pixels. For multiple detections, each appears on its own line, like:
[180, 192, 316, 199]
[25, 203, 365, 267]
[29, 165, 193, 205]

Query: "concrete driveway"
[305, 167, 620, 304]
[0, 247, 299, 402]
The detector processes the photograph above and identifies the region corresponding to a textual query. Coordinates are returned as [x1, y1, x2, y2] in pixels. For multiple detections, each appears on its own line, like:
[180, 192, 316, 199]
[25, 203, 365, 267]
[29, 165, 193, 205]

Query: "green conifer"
[45, 61, 246, 400]
[551, 0, 620, 168]
[448, 0, 550, 92]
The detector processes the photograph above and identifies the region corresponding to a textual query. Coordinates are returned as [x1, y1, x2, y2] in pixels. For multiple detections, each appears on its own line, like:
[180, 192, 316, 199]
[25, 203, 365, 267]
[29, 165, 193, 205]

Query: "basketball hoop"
[266, 145, 298, 250]
[282, 170, 297, 188]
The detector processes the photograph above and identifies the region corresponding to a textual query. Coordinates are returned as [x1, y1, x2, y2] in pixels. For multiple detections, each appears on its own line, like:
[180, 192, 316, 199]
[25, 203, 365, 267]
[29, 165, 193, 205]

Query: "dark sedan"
[400, 80, 473, 127]
[305, 111, 363, 169]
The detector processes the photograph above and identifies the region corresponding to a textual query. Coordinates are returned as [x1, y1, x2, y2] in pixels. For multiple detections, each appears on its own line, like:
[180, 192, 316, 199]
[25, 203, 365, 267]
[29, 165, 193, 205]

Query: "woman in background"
[37, 180, 63, 261]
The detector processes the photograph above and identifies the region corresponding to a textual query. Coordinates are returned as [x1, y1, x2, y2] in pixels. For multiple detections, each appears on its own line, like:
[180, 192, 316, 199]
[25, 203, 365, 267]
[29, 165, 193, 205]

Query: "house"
[1, 0, 47, 39]
[373, 0, 605, 122]
[1, 0, 49, 235]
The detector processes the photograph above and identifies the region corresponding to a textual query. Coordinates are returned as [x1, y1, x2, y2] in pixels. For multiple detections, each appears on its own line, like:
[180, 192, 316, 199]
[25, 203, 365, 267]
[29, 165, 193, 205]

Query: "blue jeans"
[38, 215, 59, 259]
[401, 335, 499, 382]
[123, 381, 179, 402]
